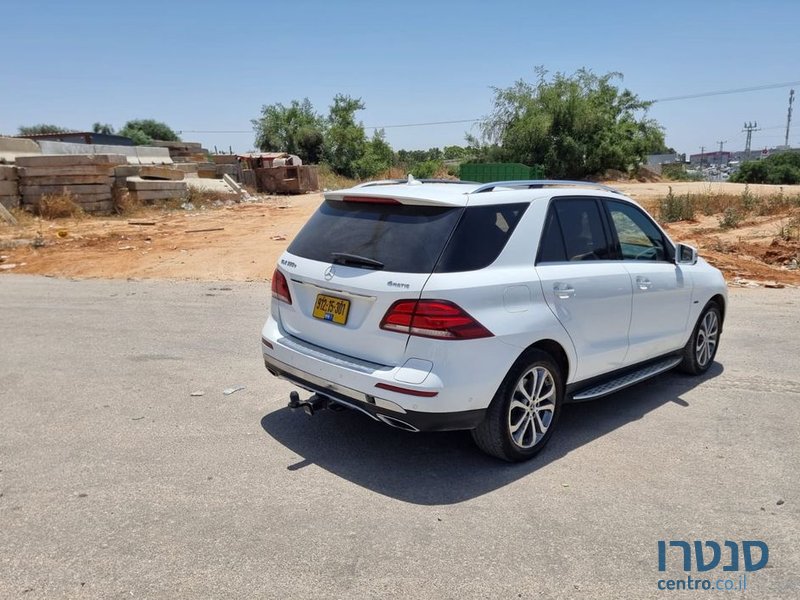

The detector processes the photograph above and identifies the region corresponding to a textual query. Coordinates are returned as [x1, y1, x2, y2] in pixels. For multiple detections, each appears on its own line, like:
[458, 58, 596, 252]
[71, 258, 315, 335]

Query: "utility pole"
[699, 145, 705, 170]
[742, 122, 759, 159]
[785, 89, 795, 148]
[716, 140, 727, 166]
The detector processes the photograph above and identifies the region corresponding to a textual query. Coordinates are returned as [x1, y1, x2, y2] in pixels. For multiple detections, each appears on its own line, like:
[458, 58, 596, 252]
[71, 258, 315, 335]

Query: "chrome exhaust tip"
[375, 413, 419, 432]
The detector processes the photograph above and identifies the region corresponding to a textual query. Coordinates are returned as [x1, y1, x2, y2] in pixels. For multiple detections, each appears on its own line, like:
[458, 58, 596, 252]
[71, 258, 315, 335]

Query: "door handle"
[636, 276, 652, 290]
[553, 282, 575, 299]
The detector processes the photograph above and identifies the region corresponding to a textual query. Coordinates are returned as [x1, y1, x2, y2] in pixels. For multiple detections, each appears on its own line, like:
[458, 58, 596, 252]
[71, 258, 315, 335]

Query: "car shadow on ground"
[260, 363, 723, 505]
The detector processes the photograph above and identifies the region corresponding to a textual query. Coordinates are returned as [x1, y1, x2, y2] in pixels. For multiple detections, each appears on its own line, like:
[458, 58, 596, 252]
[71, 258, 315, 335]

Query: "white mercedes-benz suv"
[261, 178, 727, 461]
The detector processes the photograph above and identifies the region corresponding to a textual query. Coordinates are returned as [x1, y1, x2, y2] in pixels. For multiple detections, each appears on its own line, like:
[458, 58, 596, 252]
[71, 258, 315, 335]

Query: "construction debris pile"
[0, 134, 322, 218]
[152, 141, 240, 180]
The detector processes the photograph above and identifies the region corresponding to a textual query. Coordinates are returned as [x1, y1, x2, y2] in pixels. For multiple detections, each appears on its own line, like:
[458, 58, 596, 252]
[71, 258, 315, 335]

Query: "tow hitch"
[288, 391, 337, 416]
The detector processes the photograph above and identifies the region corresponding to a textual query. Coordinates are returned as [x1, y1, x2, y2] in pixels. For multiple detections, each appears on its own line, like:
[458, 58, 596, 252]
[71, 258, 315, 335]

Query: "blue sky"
[1, 0, 798, 155]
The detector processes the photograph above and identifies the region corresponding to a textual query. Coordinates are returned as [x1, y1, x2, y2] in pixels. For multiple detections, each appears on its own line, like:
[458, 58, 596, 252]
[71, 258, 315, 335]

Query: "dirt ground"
[1, 181, 799, 284]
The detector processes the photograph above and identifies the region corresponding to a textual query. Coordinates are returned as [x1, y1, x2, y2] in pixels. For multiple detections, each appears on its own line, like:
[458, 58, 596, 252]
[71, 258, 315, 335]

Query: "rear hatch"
[275, 196, 465, 365]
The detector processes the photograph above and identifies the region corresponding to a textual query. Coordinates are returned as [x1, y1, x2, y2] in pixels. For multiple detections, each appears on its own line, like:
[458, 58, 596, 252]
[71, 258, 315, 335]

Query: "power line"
[365, 118, 479, 130]
[177, 79, 800, 134]
[179, 130, 251, 134]
[651, 80, 800, 103]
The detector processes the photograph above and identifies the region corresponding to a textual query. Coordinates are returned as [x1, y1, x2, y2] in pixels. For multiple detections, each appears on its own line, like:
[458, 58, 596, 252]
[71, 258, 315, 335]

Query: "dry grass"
[37, 193, 84, 219]
[8, 207, 37, 227]
[776, 212, 800, 241]
[185, 187, 240, 207]
[318, 165, 358, 190]
[651, 186, 800, 229]
[113, 189, 143, 215]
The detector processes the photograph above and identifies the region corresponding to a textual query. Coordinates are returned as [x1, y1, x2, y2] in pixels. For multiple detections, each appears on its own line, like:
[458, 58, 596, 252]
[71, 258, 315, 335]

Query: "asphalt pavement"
[1, 275, 798, 599]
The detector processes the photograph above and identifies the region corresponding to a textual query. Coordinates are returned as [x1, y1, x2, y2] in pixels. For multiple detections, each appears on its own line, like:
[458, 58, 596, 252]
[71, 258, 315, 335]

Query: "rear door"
[535, 197, 633, 381]
[603, 199, 693, 362]
[274, 198, 463, 366]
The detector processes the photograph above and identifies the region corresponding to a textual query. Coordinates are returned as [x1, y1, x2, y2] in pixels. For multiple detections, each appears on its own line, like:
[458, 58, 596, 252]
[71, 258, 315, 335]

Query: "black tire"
[471, 349, 563, 462]
[678, 302, 722, 375]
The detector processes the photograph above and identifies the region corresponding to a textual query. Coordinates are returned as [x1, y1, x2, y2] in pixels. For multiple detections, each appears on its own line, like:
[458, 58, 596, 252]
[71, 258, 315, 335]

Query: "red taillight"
[342, 195, 400, 205]
[375, 382, 438, 397]
[380, 300, 492, 340]
[271, 268, 292, 304]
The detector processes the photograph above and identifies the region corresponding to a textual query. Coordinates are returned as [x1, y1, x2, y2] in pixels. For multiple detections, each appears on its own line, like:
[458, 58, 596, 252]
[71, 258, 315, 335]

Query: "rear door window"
[538, 198, 612, 262]
[288, 200, 463, 273]
[434, 203, 528, 272]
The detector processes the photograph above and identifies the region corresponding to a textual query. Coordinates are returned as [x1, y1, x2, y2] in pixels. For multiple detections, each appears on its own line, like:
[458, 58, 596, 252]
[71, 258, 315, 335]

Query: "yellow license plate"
[312, 294, 350, 325]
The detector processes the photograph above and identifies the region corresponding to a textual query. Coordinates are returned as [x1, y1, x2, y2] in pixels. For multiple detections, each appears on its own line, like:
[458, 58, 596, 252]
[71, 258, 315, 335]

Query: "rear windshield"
[288, 200, 463, 273]
[288, 200, 527, 274]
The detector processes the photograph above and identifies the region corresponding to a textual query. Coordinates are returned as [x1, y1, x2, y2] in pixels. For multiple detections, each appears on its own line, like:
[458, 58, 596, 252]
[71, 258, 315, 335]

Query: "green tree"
[92, 122, 115, 135]
[325, 94, 368, 177]
[478, 68, 666, 179]
[18, 124, 72, 135]
[443, 145, 468, 160]
[251, 98, 325, 163]
[731, 152, 800, 185]
[353, 129, 394, 179]
[118, 119, 180, 145]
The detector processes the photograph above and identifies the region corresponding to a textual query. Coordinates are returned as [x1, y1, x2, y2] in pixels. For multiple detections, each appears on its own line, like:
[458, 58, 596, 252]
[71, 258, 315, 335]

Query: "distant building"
[16, 132, 134, 146]
[646, 153, 684, 167]
[689, 151, 730, 166]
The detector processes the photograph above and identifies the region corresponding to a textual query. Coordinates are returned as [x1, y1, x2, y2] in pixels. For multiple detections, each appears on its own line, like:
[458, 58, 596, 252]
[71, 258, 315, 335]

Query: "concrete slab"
[0, 136, 41, 163]
[20, 184, 112, 195]
[16, 154, 127, 168]
[0, 180, 19, 195]
[140, 166, 184, 181]
[22, 191, 113, 204]
[130, 190, 188, 201]
[79, 200, 114, 213]
[114, 166, 141, 177]
[15, 175, 113, 185]
[185, 177, 236, 194]
[0, 165, 19, 180]
[127, 178, 187, 191]
[32, 141, 173, 165]
[18, 166, 118, 177]
[134, 146, 173, 165]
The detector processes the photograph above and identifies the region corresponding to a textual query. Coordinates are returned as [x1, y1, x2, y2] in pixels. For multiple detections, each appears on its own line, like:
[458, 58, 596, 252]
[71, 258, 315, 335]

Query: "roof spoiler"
[352, 178, 479, 188]
[472, 180, 620, 194]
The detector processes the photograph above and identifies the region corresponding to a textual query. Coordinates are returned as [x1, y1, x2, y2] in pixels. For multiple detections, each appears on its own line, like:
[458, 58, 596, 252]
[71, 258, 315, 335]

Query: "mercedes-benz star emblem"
[324, 265, 335, 281]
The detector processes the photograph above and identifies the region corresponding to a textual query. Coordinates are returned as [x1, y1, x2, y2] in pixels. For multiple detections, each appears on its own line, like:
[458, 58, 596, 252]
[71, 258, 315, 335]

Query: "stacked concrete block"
[151, 141, 208, 163]
[196, 163, 218, 179]
[126, 177, 188, 203]
[112, 165, 140, 198]
[0, 165, 20, 209]
[0, 136, 40, 164]
[139, 166, 184, 181]
[16, 154, 126, 214]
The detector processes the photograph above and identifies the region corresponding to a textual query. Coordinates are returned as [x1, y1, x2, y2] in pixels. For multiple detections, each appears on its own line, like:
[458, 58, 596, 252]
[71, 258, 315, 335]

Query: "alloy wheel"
[695, 310, 719, 367]
[507, 366, 556, 449]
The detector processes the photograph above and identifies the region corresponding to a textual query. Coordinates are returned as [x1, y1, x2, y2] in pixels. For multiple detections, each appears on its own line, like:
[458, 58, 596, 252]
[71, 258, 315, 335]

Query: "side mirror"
[675, 243, 698, 265]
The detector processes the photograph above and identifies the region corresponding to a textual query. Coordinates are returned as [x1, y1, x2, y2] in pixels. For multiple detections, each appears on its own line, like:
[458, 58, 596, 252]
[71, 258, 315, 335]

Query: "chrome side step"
[571, 357, 682, 401]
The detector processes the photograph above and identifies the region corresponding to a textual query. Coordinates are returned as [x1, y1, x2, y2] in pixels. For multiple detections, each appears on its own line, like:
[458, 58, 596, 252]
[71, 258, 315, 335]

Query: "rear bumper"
[263, 352, 485, 432]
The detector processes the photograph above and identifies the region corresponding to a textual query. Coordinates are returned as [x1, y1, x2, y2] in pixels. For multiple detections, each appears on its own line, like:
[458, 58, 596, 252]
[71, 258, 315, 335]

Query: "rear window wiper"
[330, 252, 385, 270]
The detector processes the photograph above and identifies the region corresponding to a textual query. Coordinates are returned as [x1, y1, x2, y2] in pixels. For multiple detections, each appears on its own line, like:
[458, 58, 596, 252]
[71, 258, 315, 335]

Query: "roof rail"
[472, 180, 620, 194]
